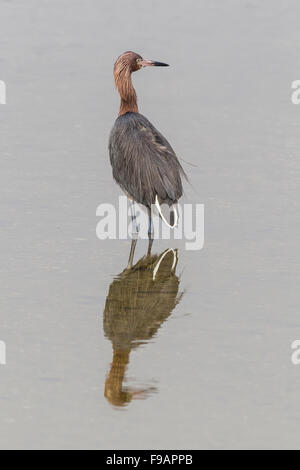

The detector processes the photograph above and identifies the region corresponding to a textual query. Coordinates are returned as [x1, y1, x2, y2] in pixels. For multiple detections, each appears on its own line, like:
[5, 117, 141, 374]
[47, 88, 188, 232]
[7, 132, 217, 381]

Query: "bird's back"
[109, 112, 186, 208]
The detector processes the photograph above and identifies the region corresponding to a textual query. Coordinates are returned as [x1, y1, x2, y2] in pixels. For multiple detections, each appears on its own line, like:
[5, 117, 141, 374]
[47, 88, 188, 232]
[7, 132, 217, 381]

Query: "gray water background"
[1, 0, 300, 449]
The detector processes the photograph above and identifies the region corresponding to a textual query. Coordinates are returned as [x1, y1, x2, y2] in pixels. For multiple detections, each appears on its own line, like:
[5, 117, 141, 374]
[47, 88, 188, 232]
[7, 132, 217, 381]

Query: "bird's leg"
[147, 238, 153, 257]
[126, 199, 139, 270]
[126, 238, 137, 270]
[129, 199, 139, 238]
[147, 207, 154, 256]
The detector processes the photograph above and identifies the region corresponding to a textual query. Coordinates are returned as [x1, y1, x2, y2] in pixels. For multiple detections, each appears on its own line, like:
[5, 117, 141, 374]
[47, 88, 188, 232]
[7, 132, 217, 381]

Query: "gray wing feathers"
[109, 113, 185, 207]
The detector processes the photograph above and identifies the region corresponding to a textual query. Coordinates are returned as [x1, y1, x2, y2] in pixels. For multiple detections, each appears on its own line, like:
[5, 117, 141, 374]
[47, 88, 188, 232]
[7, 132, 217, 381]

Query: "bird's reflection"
[103, 248, 183, 407]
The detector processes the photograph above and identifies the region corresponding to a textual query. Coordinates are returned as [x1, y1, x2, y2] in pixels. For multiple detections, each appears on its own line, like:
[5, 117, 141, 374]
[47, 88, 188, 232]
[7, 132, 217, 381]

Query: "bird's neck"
[104, 348, 131, 405]
[115, 70, 138, 117]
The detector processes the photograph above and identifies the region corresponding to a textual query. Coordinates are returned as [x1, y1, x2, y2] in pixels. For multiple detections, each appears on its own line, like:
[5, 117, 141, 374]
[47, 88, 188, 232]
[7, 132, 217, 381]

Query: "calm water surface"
[1, 0, 300, 449]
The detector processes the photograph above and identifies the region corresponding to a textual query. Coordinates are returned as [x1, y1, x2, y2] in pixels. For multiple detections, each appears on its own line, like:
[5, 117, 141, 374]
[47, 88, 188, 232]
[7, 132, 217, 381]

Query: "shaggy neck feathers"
[114, 62, 138, 117]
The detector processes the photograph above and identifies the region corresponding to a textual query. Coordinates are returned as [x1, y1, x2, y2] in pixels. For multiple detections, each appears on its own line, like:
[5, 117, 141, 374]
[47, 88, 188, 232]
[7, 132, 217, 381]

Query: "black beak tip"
[153, 61, 169, 67]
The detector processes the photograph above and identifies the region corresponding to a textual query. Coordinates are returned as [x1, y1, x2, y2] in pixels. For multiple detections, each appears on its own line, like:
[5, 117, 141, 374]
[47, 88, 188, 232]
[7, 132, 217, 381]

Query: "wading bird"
[109, 51, 186, 267]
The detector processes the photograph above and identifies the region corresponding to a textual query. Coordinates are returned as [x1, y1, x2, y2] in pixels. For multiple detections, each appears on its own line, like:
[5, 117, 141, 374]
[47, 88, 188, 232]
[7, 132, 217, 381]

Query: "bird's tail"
[155, 195, 178, 229]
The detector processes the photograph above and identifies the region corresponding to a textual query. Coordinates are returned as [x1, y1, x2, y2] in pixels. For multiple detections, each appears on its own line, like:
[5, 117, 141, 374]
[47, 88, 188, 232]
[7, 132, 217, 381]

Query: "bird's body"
[108, 51, 186, 266]
[109, 111, 184, 208]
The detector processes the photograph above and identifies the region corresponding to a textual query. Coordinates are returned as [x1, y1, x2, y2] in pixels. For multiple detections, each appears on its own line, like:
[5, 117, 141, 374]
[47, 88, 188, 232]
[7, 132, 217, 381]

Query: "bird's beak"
[140, 58, 169, 67]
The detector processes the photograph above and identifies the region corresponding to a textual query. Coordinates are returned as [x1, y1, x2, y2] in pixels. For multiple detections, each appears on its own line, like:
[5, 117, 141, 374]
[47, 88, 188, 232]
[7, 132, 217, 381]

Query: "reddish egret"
[109, 51, 186, 267]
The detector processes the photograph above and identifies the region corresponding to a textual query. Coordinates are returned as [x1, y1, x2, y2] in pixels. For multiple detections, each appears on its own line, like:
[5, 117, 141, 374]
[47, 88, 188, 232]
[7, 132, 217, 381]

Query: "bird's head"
[114, 51, 169, 78]
[113, 51, 169, 115]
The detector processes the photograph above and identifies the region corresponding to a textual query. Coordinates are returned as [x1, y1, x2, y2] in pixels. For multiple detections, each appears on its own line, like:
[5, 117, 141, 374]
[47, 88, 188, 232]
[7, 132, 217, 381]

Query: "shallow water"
[1, 0, 300, 449]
